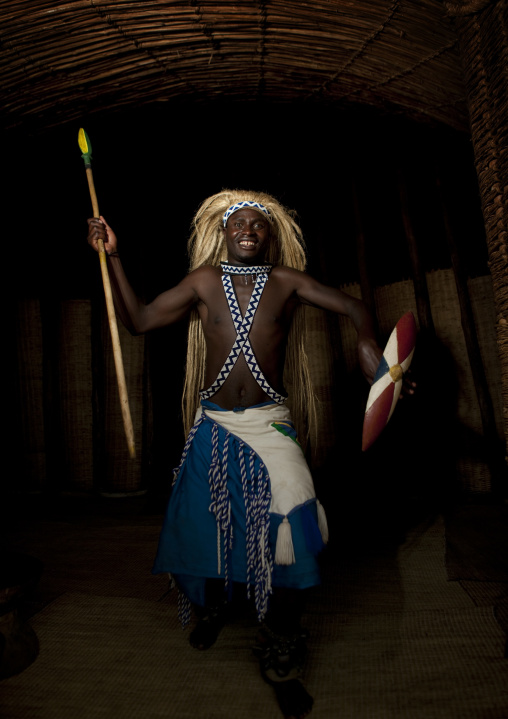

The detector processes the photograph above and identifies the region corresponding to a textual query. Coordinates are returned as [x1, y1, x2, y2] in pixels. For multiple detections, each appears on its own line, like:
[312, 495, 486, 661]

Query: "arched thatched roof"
[0, 0, 468, 132]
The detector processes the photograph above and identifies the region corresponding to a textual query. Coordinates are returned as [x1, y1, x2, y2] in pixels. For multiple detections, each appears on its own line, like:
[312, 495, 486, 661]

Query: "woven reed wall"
[58, 300, 94, 492]
[307, 270, 502, 493]
[14, 269, 502, 495]
[15, 300, 46, 492]
[14, 299, 146, 495]
[447, 0, 508, 458]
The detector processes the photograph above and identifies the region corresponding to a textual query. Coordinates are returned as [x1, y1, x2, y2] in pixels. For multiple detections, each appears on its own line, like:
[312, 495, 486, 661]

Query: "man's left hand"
[358, 337, 383, 384]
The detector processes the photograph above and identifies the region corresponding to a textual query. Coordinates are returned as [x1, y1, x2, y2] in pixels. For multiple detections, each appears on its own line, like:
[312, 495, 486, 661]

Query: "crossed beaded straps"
[199, 264, 286, 404]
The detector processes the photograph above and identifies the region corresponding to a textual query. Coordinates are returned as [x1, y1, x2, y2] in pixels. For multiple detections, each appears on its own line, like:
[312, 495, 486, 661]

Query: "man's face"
[223, 208, 271, 265]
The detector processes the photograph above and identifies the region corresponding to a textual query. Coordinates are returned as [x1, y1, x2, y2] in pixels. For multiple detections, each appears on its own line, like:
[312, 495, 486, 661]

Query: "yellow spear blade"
[78, 127, 90, 155]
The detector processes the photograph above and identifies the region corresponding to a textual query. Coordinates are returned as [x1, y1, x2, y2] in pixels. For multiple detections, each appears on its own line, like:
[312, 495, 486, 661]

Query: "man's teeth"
[240, 241, 255, 247]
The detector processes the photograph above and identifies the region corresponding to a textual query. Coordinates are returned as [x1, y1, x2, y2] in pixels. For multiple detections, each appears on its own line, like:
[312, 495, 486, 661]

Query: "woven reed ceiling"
[0, 0, 468, 132]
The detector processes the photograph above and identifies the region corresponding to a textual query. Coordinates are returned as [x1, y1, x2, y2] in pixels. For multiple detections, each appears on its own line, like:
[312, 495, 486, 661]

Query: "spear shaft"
[79, 129, 136, 459]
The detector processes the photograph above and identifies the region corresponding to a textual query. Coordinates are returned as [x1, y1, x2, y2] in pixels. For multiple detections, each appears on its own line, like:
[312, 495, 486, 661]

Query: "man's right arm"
[87, 217, 199, 334]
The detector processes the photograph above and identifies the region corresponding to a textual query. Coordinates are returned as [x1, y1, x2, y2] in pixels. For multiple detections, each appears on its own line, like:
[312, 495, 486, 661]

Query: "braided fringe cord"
[178, 585, 192, 628]
[208, 424, 233, 589]
[252, 462, 273, 620]
[239, 444, 253, 597]
[239, 442, 273, 621]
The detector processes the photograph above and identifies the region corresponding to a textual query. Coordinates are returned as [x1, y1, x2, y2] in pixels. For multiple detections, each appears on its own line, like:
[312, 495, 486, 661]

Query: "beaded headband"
[223, 200, 271, 227]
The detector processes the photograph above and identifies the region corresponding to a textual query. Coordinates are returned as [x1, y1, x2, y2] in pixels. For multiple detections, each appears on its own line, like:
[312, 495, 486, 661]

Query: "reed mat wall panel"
[427, 270, 490, 492]
[101, 309, 145, 494]
[58, 300, 93, 493]
[468, 274, 504, 439]
[427, 270, 479, 430]
[374, 281, 419, 341]
[15, 299, 46, 492]
[13, 272, 502, 496]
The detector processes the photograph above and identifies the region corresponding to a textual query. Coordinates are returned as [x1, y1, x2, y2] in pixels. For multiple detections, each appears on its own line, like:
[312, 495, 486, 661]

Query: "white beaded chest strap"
[199, 264, 287, 404]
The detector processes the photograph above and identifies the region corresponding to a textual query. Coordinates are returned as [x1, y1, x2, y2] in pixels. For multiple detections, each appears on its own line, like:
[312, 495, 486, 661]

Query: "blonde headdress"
[182, 189, 317, 446]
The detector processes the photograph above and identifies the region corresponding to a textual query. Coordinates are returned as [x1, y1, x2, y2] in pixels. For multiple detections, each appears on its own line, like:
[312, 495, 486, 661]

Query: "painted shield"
[362, 312, 417, 451]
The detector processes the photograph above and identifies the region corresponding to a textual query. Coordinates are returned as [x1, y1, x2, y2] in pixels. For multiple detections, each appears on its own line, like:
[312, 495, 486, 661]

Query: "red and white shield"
[362, 312, 417, 451]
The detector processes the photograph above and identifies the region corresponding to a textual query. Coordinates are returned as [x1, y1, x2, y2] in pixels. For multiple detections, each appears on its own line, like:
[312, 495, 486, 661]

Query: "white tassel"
[275, 516, 295, 565]
[317, 500, 329, 544]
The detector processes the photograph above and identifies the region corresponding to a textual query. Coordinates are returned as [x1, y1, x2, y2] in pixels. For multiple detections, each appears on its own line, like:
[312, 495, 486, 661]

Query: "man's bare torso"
[194, 266, 299, 410]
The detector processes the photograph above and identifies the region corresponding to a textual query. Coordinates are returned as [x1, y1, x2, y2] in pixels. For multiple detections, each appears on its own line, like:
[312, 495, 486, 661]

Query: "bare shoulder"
[188, 264, 221, 278]
[185, 264, 221, 287]
[271, 265, 317, 300]
[270, 265, 306, 284]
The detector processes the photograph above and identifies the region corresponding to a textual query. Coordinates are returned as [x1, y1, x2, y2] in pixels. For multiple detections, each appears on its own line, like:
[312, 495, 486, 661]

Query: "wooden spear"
[78, 128, 136, 459]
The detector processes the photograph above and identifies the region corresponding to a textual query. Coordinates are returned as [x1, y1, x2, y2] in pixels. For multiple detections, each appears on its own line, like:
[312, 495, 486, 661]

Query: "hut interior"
[1, 1, 508, 716]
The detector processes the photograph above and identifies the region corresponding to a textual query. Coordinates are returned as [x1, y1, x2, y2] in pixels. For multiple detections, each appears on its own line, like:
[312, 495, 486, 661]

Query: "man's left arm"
[287, 269, 382, 383]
